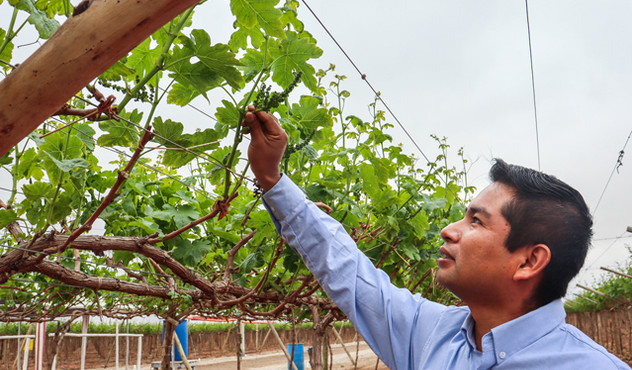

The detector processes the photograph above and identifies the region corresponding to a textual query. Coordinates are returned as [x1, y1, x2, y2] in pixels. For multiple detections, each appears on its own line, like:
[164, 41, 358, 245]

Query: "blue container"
[162, 320, 189, 361]
[287, 343, 304, 370]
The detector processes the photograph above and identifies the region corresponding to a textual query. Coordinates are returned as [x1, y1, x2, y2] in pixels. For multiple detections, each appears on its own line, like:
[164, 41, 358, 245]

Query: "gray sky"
[2, 0, 631, 297]
[285, 0, 632, 294]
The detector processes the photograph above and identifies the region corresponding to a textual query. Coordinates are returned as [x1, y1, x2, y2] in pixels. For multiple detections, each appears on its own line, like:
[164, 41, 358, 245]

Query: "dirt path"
[193, 341, 389, 369]
[101, 341, 389, 370]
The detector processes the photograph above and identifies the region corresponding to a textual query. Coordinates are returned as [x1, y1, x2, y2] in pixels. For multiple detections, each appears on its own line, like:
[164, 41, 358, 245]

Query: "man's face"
[437, 182, 519, 304]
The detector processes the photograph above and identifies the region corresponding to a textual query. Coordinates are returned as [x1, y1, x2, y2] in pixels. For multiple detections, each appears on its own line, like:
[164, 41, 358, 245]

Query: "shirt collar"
[459, 299, 566, 358]
[489, 299, 566, 359]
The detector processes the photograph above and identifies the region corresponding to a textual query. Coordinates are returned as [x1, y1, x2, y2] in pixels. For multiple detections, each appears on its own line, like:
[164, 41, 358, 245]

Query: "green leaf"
[0, 209, 19, 228]
[99, 60, 135, 82]
[10, 0, 60, 38]
[98, 110, 141, 147]
[43, 152, 89, 172]
[167, 29, 243, 105]
[153, 117, 184, 146]
[0, 150, 12, 165]
[171, 238, 212, 266]
[300, 145, 318, 160]
[269, 31, 322, 92]
[239, 249, 264, 272]
[74, 123, 96, 151]
[39, 133, 84, 184]
[0, 29, 15, 69]
[154, 117, 221, 168]
[49, 191, 72, 223]
[34, 0, 70, 17]
[230, 0, 284, 38]
[166, 83, 199, 106]
[17, 148, 43, 180]
[172, 204, 199, 228]
[215, 100, 241, 128]
[22, 182, 55, 199]
[291, 96, 332, 131]
[129, 218, 161, 235]
[240, 49, 265, 82]
[127, 38, 161, 79]
[228, 23, 266, 51]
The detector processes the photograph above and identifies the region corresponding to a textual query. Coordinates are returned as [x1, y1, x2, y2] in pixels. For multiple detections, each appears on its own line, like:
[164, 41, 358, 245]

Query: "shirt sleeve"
[262, 174, 449, 369]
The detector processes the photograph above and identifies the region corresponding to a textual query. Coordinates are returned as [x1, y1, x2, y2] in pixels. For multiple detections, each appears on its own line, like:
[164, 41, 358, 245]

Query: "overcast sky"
[2, 0, 631, 296]
[202, 0, 632, 294]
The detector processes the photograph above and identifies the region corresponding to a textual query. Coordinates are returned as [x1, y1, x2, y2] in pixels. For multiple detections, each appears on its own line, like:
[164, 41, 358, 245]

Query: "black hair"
[489, 159, 593, 306]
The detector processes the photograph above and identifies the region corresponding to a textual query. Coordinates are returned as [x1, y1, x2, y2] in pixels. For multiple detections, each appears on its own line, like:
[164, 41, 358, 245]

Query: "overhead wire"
[592, 128, 631, 216]
[524, 0, 542, 170]
[299, 0, 431, 166]
[574, 231, 629, 286]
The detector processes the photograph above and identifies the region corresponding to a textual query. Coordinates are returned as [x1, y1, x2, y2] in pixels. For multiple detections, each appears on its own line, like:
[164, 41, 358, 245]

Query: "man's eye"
[472, 217, 482, 225]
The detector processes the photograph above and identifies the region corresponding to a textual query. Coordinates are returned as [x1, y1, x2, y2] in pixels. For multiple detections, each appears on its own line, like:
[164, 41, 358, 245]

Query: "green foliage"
[9, 0, 59, 38]
[0, 0, 472, 324]
[565, 252, 632, 313]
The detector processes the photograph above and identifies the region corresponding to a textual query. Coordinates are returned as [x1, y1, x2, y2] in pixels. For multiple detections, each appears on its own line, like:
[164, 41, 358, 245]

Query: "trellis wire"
[524, 0, 542, 170]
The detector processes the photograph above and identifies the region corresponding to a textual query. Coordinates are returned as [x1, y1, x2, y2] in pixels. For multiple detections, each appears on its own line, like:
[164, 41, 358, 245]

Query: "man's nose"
[440, 222, 460, 243]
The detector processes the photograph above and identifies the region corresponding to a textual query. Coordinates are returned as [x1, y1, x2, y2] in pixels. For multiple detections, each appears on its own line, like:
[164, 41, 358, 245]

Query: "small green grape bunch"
[253, 72, 303, 112]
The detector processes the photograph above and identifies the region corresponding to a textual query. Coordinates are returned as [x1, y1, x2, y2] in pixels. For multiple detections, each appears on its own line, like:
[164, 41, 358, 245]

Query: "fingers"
[242, 107, 283, 137]
[254, 110, 283, 135]
[242, 106, 260, 135]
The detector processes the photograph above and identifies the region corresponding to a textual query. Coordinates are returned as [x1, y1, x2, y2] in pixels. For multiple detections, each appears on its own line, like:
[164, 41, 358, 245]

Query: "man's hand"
[242, 106, 288, 192]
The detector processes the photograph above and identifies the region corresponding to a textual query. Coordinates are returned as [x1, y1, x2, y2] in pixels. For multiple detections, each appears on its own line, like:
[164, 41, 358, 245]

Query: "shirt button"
[499, 351, 506, 359]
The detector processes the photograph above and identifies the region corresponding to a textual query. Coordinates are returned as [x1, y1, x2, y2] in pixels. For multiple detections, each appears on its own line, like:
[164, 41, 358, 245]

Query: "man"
[242, 109, 630, 369]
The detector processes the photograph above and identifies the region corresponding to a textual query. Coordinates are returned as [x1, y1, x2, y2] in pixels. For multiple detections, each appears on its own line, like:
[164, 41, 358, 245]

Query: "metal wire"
[525, 0, 542, 170]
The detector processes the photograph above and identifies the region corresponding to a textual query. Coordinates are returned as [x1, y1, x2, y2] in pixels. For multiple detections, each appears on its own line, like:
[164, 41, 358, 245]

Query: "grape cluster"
[253, 72, 302, 112]
[98, 77, 154, 103]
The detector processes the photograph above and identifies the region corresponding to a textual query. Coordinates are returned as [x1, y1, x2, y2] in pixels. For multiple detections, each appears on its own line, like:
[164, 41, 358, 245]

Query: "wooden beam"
[576, 284, 613, 299]
[600, 266, 632, 280]
[0, 0, 200, 156]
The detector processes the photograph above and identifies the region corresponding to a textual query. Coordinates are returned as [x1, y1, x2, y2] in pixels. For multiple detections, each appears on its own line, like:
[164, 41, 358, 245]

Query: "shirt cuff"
[261, 174, 307, 233]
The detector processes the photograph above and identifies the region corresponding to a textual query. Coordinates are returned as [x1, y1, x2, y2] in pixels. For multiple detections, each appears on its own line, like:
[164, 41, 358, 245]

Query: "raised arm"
[243, 110, 451, 369]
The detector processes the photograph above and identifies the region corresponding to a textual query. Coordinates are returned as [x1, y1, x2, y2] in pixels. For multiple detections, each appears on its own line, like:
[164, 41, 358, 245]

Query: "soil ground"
[94, 341, 389, 370]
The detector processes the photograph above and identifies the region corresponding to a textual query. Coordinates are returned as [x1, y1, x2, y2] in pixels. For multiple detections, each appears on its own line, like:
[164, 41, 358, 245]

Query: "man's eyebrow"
[466, 206, 491, 218]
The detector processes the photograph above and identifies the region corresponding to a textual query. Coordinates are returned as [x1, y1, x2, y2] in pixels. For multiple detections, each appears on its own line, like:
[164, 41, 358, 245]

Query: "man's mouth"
[439, 246, 455, 261]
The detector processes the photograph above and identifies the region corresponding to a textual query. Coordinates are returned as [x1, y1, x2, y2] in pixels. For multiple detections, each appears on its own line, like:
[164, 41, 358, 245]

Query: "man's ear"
[513, 244, 551, 281]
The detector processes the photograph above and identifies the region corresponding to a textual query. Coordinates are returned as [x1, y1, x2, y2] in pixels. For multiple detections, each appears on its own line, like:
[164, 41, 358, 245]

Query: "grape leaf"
[167, 29, 243, 105]
[171, 238, 212, 266]
[0, 209, 19, 229]
[0, 29, 14, 70]
[230, 0, 284, 38]
[269, 31, 322, 92]
[290, 96, 332, 131]
[98, 110, 142, 147]
[10, 0, 60, 38]
[34, 0, 70, 17]
[127, 38, 161, 79]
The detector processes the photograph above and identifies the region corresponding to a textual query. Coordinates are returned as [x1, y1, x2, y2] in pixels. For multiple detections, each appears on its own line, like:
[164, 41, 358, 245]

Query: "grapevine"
[253, 72, 303, 112]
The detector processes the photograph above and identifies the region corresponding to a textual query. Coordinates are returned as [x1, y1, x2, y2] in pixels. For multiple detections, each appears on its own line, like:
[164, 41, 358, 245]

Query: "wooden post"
[331, 325, 355, 366]
[0, 0, 201, 156]
[266, 321, 298, 370]
[173, 334, 192, 370]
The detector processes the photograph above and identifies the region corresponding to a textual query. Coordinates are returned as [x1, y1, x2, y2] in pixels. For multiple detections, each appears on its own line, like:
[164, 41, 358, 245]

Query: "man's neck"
[469, 301, 535, 351]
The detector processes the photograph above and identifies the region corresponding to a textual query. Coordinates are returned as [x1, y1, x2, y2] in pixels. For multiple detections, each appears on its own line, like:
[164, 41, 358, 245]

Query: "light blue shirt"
[263, 175, 630, 370]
